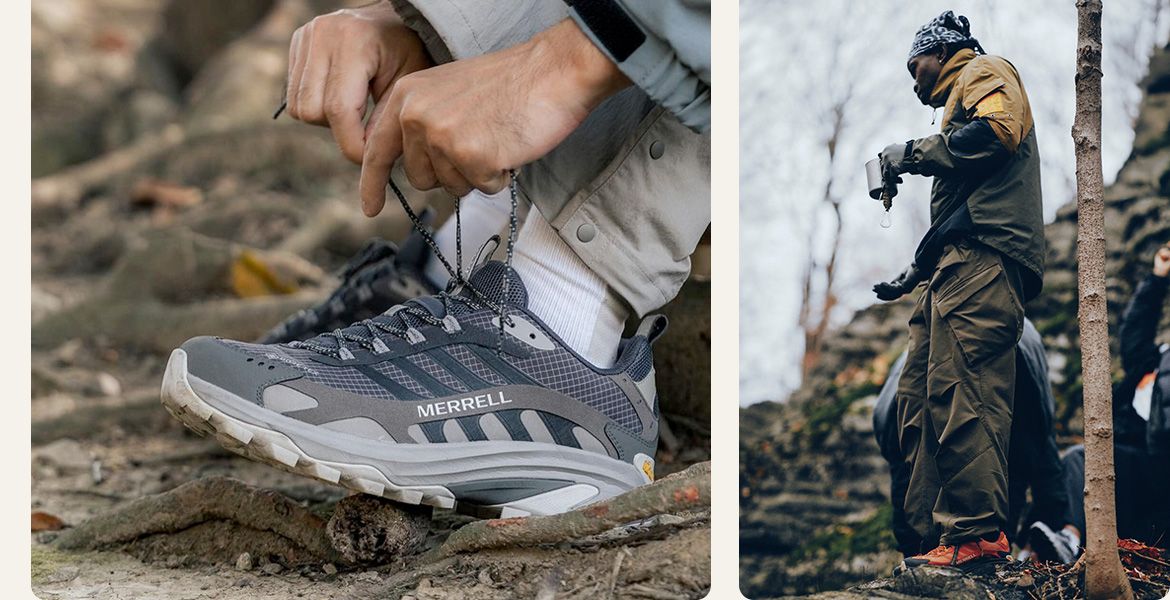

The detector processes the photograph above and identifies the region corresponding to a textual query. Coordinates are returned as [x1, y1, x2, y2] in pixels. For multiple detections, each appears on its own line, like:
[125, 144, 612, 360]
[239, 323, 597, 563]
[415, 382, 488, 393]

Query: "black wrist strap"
[564, 0, 645, 62]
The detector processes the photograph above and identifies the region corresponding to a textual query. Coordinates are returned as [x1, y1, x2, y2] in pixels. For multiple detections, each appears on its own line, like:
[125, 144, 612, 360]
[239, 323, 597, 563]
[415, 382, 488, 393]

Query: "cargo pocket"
[933, 263, 1022, 367]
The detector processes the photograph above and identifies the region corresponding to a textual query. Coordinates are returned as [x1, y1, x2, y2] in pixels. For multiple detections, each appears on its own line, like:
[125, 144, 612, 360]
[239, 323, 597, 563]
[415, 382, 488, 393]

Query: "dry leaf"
[32, 511, 66, 532]
[230, 250, 299, 298]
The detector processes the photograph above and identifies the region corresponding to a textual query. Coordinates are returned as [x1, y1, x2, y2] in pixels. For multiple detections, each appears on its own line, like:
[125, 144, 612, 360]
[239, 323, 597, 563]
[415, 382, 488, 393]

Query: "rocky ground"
[31, 1, 711, 598]
[740, 42, 1170, 600]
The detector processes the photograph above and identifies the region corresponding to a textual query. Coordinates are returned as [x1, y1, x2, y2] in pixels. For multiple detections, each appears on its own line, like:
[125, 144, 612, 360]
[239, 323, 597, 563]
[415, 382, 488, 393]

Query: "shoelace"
[289, 173, 521, 359]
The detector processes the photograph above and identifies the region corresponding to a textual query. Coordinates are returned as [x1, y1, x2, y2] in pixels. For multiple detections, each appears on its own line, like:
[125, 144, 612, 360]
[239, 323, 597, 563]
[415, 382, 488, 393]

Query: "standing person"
[160, 0, 710, 517]
[873, 320, 1080, 565]
[872, 10, 1046, 573]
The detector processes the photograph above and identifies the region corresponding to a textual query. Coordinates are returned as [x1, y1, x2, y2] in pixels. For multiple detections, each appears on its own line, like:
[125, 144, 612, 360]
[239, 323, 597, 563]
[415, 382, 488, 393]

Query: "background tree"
[1072, 0, 1134, 598]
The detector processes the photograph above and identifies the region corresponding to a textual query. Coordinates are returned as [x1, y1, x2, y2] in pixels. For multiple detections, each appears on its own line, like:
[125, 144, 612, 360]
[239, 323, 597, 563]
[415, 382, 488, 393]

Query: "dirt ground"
[31, 1, 711, 597]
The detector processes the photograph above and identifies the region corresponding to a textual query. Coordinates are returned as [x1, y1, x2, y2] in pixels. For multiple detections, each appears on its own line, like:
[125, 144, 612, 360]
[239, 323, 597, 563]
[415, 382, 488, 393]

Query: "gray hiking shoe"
[161, 261, 664, 517]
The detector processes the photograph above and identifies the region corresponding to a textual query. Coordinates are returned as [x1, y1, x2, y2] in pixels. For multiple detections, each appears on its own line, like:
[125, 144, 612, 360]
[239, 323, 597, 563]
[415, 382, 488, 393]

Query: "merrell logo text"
[417, 391, 512, 418]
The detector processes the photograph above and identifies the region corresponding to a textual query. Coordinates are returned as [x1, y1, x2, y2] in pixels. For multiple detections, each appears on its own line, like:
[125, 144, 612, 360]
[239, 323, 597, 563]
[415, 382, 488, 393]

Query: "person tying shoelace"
[159, 0, 711, 518]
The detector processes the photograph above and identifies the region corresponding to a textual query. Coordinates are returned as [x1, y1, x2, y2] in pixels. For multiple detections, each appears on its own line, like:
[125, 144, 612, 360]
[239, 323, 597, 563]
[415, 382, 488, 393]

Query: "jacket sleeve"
[389, 0, 567, 63]
[566, 0, 710, 133]
[1119, 274, 1167, 378]
[904, 59, 1030, 178]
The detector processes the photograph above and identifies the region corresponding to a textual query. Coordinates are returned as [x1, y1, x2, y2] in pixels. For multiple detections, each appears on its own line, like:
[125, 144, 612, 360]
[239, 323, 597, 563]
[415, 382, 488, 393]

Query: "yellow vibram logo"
[975, 92, 1006, 117]
[642, 459, 655, 482]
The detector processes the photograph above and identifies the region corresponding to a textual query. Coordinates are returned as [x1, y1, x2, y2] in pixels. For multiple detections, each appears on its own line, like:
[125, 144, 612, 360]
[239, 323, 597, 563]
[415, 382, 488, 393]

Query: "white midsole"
[160, 349, 646, 515]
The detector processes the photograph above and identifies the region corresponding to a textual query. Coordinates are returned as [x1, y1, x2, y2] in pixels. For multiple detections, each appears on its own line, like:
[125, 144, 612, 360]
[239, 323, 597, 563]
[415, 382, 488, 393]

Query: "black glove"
[878, 141, 912, 198]
[873, 263, 922, 301]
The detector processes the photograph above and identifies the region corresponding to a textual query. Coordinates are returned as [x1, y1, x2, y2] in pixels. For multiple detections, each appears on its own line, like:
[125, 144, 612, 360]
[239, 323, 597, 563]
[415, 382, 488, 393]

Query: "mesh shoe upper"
[183, 262, 660, 460]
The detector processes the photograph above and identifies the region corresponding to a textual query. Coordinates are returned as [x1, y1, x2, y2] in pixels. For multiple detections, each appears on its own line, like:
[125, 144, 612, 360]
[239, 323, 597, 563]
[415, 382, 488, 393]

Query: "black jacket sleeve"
[1119, 274, 1168, 379]
[903, 118, 1012, 179]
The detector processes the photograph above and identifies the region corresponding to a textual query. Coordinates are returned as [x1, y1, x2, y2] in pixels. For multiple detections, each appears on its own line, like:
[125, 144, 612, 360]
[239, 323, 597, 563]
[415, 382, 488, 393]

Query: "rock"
[95, 372, 121, 397]
[261, 562, 283, 575]
[53, 339, 84, 366]
[354, 571, 383, 584]
[31, 286, 63, 323]
[235, 552, 253, 571]
[325, 495, 431, 564]
[42, 565, 80, 584]
[322, 563, 337, 576]
[34, 438, 92, 472]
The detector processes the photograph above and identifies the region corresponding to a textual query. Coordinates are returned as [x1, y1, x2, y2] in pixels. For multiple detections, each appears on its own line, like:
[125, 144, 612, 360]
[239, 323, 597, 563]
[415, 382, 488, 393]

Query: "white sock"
[511, 210, 627, 367]
[424, 189, 514, 288]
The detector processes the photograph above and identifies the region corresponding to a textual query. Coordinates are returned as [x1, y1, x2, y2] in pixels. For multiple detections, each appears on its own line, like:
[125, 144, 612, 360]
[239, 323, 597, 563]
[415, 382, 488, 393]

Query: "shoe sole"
[895, 557, 1007, 577]
[160, 349, 648, 517]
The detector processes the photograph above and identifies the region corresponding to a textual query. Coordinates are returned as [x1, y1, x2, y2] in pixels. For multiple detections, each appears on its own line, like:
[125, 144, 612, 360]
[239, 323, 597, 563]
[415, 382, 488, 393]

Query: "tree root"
[438, 461, 710, 556]
[325, 494, 432, 564]
[53, 476, 344, 566]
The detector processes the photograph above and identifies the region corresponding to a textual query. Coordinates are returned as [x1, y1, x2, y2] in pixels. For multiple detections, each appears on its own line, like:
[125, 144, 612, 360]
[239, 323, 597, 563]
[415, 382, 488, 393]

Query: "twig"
[607, 548, 629, 599]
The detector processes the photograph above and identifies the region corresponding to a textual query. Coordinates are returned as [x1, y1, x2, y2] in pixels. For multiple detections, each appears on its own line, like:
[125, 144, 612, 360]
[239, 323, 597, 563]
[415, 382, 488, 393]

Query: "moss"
[1135, 120, 1170, 156]
[801, 380, 880, 445]
[789, 503, 897, 561]
[31, 546, 75, 583]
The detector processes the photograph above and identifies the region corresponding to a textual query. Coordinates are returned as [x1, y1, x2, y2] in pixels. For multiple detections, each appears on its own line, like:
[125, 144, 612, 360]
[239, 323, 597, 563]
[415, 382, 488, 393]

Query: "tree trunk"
[1072, 1, 1134, 598]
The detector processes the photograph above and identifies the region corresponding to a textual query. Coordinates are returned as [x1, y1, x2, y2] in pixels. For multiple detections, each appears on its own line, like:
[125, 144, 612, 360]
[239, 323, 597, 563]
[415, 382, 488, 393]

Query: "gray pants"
[391, 0, 711, 317]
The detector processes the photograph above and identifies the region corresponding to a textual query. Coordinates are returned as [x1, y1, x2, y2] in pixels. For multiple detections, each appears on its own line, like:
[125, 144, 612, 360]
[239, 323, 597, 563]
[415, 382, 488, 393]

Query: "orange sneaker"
[898, 532, 1011, 574]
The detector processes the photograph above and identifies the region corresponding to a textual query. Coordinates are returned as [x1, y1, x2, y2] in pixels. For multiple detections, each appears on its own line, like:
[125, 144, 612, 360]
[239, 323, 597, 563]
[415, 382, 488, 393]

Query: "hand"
[359, 18, 631, 216]
[878, 142, 908, 198]
[873, 263, 922, 301]
[286, 1, 433, 163]
[1154, 245, 1170, 278]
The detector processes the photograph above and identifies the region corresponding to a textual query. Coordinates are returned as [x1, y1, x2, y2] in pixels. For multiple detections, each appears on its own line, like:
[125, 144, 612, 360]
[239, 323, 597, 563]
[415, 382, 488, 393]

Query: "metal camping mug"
[865, 158, 883, 200]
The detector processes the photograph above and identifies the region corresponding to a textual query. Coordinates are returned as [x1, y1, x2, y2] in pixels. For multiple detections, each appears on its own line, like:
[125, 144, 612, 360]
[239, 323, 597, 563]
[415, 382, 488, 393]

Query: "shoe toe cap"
[180, 336, 304, 405]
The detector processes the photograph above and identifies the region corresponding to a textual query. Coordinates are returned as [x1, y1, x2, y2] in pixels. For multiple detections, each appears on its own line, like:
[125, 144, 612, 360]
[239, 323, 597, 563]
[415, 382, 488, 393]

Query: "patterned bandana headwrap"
[908, 11, 983, 61]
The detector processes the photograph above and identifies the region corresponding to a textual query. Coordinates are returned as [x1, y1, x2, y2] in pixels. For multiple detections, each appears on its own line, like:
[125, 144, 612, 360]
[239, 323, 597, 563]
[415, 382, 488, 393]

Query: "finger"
[324, 50, 376, 163]
[470, 169, 509, 195]
[400, 118, 438, 190]
[430, 152, 473, 197]
[288, 26, 313, 119]
[295, 34, 332, 125]
[440, 141, 507, 194]
[286, 28, 306, 116]
[359, 99, 405, 217]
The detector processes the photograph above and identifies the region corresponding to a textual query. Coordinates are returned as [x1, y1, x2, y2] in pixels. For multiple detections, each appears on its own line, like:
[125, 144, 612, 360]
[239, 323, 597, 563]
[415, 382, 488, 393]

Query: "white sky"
[740, 0, 1170, 406]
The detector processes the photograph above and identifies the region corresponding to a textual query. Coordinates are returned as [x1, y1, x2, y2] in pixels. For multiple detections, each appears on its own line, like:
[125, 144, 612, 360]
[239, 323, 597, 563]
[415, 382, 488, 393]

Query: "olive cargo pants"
[896, 241, 1024, 547]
